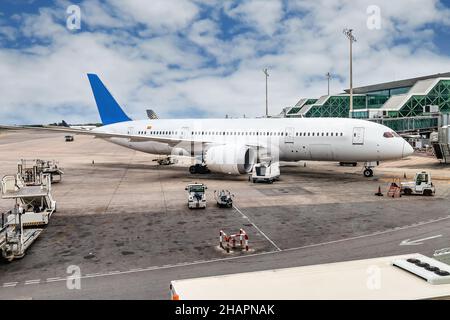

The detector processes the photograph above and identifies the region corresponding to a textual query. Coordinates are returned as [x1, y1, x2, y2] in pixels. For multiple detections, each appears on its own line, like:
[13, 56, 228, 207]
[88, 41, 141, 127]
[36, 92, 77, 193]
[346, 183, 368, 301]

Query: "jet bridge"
[431, 126, 450, 164]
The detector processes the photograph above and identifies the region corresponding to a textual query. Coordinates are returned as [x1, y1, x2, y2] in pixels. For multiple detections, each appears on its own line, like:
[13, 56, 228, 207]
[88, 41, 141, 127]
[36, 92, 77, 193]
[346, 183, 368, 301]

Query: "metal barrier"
[219, 229, 249, 253]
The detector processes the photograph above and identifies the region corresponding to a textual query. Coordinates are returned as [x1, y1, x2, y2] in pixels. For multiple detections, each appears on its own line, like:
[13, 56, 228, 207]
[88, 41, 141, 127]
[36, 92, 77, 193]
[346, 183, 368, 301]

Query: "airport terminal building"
[282, 73, 450, 134]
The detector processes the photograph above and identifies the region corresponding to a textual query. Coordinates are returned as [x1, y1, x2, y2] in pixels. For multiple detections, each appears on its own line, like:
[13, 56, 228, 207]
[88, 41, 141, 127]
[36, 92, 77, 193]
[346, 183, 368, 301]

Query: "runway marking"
[2, 214, 450, 289]
[400, 234, 442, 246]
[3, 282, 18, 287]
[283, 214, 450, 253]
[233, 204, 282, 252]
[107, 271, 121, 275]
[24, 279, 40, 285]
[46, 277, 62, 283]
[85, 273, 103, 277]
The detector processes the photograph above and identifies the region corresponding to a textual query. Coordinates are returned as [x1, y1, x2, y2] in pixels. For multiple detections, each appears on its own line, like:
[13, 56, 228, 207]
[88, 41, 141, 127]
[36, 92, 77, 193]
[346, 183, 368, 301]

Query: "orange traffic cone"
[375, 185, 383, 196]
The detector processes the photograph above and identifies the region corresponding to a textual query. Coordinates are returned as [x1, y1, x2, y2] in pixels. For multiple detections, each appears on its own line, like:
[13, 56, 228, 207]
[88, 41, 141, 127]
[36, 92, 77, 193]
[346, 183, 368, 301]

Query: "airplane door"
[180, 126, 190, 139]
[285, 127, 294, 143]
[127, 127, 135, 135]
[352, 127, 364, 145]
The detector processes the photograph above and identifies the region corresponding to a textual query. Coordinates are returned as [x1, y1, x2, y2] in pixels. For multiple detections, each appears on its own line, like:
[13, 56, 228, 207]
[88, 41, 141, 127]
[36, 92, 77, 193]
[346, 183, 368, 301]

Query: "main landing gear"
[189, 164, 210, 174]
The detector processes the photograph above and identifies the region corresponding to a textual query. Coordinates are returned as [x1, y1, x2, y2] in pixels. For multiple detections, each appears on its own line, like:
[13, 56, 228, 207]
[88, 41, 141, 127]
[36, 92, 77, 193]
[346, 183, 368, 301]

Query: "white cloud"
[107, 0, 200, 33]
[0, 0, 450, 125]
[224, 0, 284, 35]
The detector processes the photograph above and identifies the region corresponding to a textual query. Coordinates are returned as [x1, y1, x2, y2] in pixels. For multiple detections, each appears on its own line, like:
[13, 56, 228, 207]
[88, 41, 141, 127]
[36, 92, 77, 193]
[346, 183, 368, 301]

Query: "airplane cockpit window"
[383, 131, 400, 138]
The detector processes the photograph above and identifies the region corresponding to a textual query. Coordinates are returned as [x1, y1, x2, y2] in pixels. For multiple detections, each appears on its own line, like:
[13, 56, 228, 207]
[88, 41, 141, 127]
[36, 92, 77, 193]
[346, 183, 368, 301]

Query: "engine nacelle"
[204, 144, 257, 175]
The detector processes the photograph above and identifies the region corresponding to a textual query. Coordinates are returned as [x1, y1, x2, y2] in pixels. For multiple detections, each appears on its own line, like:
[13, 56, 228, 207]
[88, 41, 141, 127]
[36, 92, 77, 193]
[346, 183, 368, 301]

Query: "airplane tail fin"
[87, 74, 131, 125]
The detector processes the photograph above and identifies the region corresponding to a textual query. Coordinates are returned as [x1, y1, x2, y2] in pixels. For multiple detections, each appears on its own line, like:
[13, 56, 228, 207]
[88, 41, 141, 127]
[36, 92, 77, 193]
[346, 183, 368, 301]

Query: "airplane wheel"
[363, 168, 373, 177]
[189, 166, 197, 174]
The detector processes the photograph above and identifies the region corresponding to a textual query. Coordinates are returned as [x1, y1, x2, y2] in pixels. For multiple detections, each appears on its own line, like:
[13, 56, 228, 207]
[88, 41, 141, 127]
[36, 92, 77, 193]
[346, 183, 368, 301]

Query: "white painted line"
[46, 277, 62, 283]
[24, 279, 40, 285]
[3, 282, 18, 287]
[85, 273, 103, 277]
[400, 234, 442, 246]
[233, 204, 282, 252]
[283, 215, 450, 253]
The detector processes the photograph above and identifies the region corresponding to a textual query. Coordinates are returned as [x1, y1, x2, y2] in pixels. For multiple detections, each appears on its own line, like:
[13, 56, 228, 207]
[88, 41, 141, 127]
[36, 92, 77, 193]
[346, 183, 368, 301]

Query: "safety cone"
[375, 185, 383, 196]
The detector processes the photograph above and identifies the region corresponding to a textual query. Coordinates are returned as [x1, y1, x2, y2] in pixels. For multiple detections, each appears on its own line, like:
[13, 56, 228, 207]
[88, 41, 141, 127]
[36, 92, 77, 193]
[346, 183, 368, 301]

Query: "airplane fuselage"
[94, 117, 412, 162]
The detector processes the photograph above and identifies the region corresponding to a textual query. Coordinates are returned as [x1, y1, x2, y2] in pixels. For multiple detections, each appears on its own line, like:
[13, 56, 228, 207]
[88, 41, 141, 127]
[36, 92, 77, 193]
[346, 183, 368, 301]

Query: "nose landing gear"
[363, 161, 379, 178]
[363, 168, 374, 177]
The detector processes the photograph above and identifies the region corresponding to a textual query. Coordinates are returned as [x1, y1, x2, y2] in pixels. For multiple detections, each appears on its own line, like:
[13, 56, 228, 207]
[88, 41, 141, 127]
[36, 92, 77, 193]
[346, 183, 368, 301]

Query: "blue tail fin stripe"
[87, 74, 131, 125]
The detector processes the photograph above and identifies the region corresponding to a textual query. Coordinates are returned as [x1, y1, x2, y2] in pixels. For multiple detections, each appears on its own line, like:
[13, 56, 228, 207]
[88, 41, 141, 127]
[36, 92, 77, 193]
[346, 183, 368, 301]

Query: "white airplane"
[1, 74, 413, 178]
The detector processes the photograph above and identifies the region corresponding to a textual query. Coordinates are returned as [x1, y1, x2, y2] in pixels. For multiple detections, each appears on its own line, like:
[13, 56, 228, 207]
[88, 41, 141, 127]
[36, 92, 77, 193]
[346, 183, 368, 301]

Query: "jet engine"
[204, 144, 257, 175]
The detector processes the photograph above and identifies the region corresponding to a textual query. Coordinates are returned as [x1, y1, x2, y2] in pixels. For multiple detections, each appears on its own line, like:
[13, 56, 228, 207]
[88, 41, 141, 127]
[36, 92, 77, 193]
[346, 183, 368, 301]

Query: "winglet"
[87, 74, 131, 125]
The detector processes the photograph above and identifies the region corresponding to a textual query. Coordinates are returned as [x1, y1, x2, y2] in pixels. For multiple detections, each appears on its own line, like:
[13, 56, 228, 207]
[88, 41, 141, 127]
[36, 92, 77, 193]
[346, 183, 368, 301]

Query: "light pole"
[343, 28, 356, 118]
[326, 72, 331, 96]
[263, 68, 269, 117]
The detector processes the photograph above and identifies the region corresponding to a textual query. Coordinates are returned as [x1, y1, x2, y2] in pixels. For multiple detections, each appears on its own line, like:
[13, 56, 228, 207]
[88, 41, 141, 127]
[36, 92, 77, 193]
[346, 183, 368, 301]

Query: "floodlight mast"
[326, 72, 331, 96]
[263, 68, 269, 117]
[343, 28, 357, 118]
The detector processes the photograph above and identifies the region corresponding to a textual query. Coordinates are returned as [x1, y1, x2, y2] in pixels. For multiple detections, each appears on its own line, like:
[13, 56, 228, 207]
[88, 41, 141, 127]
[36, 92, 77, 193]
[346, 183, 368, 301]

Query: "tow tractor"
[214, 190, 234, 208]
[401, 171, 435, 196]
[185, 183, 207, 209]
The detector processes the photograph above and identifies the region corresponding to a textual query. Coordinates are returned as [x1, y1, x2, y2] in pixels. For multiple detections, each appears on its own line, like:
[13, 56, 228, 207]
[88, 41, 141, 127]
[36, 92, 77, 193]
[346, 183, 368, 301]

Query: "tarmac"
[0, 131, 449, 299]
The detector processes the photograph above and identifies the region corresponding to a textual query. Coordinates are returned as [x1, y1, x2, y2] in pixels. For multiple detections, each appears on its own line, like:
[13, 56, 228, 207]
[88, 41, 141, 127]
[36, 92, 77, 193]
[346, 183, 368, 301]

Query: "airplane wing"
[0, 124, 264, 149]
[0, 124, 195, 146]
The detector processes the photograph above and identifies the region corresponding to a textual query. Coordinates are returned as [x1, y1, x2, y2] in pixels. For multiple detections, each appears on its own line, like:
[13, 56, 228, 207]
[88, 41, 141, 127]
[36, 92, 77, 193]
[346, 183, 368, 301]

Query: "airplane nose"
[402, 141, 414, 158]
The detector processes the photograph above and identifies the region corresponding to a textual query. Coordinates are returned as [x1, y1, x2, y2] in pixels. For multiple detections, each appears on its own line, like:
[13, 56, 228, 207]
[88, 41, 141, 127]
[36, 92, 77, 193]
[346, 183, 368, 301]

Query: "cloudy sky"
[0, 0, 450, 124]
